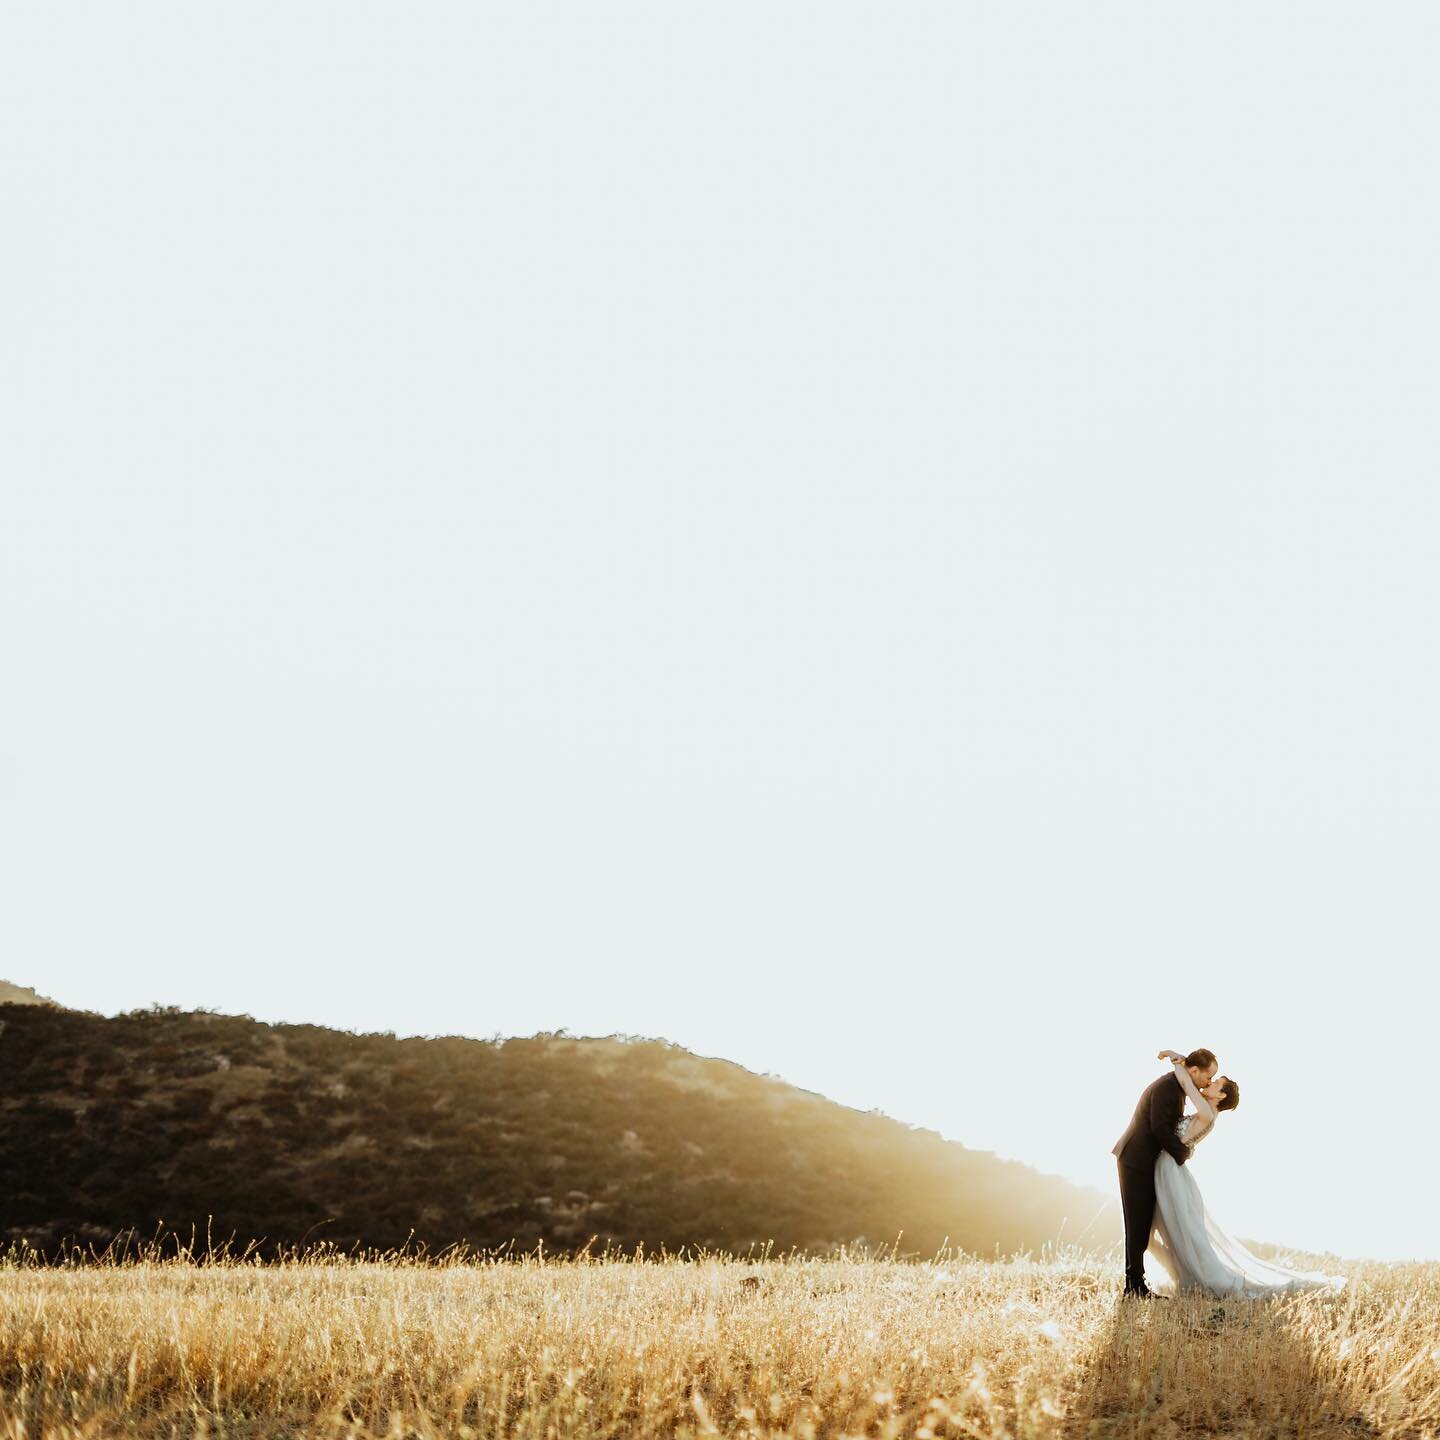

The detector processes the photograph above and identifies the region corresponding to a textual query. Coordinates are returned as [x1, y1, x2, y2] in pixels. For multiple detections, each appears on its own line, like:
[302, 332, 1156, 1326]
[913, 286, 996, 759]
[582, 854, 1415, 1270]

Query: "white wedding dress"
[1150, 1110, 1346, 1299]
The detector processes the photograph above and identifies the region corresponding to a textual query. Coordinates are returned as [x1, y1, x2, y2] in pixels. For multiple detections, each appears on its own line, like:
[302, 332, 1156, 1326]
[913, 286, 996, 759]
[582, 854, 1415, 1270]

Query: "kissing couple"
[1113, 1048, 1345, 1299]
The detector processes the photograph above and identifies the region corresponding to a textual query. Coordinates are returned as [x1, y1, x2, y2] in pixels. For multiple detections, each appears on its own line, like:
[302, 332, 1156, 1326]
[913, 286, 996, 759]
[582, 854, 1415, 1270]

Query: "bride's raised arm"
[1167, 1056, 1217, 1124]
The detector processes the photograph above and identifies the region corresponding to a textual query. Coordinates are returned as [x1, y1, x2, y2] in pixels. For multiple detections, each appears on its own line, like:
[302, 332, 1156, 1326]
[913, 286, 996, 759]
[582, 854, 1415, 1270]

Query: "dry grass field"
[0, 1243, 1436, 1439]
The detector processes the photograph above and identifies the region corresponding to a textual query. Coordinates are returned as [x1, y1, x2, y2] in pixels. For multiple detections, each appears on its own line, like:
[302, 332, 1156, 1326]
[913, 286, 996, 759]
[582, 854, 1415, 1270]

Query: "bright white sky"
[5, 4, 1439, 1263]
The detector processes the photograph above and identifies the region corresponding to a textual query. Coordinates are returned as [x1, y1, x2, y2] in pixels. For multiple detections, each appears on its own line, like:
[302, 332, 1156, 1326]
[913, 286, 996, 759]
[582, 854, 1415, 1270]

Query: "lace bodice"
[1177, 1113, 1211, 1146]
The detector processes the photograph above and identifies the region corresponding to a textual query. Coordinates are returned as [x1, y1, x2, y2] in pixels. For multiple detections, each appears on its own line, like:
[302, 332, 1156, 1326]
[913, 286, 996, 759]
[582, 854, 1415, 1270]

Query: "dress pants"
[1117, 1158, 1157, 1294]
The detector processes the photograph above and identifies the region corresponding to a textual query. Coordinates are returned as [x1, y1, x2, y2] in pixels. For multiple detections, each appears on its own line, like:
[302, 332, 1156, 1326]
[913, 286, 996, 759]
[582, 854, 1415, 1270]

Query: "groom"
[1112, 1047, 1218, 1298]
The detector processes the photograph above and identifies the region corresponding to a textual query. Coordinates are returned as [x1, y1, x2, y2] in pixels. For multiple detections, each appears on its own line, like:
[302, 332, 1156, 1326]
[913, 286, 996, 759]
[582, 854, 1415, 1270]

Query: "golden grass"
[1, 1245, 1436, 1438]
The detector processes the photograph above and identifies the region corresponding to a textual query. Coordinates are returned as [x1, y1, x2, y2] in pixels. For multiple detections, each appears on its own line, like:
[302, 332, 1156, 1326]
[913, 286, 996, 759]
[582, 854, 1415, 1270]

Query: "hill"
[0, 981, 57, 1008]
[0, 998, 1119, 1259]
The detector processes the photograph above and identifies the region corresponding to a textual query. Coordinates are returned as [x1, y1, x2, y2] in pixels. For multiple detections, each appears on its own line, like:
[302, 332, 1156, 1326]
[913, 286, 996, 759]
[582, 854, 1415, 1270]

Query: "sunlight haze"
[5, 3, 1439, 1263]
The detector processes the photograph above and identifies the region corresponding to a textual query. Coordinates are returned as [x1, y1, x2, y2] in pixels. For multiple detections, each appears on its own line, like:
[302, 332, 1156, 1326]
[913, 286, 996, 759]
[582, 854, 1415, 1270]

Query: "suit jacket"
[1112, 1071, 1191, 1170]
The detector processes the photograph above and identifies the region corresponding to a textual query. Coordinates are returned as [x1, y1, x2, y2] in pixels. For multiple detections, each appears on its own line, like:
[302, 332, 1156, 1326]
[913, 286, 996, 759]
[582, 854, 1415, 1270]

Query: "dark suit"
[1113, 1072, 1192, 1295]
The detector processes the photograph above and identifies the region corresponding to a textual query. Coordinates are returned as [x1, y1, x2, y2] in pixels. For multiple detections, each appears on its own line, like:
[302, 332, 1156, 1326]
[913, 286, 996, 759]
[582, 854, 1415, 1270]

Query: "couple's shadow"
[1068, 1287, 1372, 1438]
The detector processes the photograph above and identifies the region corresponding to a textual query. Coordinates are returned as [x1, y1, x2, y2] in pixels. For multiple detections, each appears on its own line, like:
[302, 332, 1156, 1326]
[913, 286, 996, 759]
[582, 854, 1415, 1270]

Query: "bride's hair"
[1215, 1076, 1240, 1113]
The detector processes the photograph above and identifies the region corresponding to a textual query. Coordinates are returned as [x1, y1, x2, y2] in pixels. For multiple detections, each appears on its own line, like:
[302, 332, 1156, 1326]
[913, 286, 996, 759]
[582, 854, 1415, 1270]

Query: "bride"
[1149, 1049, 1345, 1299]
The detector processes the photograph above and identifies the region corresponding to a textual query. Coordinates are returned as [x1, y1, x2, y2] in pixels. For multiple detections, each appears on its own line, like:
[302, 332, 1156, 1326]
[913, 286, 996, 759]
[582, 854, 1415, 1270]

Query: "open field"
[0, 1245, 1436, 1439]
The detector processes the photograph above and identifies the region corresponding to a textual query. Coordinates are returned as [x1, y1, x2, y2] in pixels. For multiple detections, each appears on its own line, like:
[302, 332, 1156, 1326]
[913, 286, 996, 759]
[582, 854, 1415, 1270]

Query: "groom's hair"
[1216, 1077, 1240, 1113]
[1184, 1048, 1218, 1071]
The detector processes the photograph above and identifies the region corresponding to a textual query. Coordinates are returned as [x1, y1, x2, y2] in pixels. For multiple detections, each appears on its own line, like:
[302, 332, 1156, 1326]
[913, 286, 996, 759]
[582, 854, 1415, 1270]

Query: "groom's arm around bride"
[1112, 1067, 1192, 1171]
[1146, 1072, 1192, 1169]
